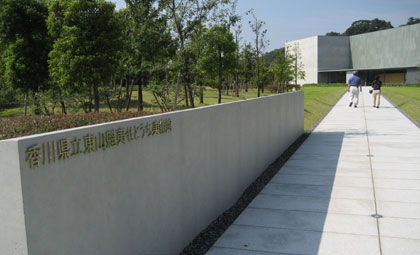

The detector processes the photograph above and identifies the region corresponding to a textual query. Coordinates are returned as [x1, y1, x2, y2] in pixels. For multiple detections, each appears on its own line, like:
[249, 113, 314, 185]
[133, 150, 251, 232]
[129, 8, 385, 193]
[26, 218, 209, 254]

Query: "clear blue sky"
[111, 0, 420, 52]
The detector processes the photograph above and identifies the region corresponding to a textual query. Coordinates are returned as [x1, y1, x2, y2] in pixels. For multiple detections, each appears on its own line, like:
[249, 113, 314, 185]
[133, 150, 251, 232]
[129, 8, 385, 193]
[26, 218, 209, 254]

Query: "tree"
[325, 31, 341, 36]
[161, 0, 236, 108]
[188, 23, 208, 104]
[247, 9, 268, 97]
[233, 24, 242, 97]
[199, 25, 236, 104]
[0, 0, 50, 115]
[48, 0, 121, 112]
[239, 42, 254, 92]
[401, 17, 420, 26]
[123, 0, 175, 112]
[270, 48, 293, 93]
[262, 48, 284, 67]
[343, 18, 393, 36]
[289, 43, 305, 86]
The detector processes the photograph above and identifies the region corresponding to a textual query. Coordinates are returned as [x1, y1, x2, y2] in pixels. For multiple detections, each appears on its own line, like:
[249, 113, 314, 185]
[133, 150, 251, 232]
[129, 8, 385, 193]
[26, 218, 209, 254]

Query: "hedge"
[0, 111, 149, 140]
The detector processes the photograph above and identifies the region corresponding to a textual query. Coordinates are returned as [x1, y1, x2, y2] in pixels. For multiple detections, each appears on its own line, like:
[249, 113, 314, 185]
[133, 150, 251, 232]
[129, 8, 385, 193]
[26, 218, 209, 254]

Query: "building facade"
[286, 23, 420, 85]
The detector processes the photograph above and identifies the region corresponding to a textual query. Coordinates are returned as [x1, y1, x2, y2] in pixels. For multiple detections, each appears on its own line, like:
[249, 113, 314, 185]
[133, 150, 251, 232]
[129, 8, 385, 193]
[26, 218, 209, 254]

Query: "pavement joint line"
[247, 206, 376, 217]
[374, 215, 420, 220]
[259, 192, 375, 201]
[362, 92, 383, 255]
[210, 245, 298, 255]
[274, 173, 372, 179]
[268, 182, 374, 189]
[372, 177, 420, 181]
[244, 207, 376, 215]
[377, 235, 420, 241]
[231, 223, 380, 237]
[256, 193, 375, 201]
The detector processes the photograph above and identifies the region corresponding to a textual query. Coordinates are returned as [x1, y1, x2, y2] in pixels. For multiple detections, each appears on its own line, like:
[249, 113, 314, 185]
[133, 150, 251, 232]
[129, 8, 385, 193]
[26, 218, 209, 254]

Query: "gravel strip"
[180, 91, 344, 255]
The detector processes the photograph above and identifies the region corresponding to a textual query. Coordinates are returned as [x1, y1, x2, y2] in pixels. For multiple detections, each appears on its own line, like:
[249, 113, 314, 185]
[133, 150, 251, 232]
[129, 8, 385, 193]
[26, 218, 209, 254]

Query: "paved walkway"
[206, 90, 420, 255]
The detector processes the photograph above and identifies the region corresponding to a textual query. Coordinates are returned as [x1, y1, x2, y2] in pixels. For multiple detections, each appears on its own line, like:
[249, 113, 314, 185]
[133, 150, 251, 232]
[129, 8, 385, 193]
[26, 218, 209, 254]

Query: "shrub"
[0, 111, 149, 140]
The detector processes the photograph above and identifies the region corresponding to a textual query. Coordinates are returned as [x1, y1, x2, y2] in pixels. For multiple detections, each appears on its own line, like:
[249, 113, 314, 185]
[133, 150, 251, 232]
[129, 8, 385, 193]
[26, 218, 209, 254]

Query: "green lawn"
[381, 87, 420, 124]
[1, 86, 346, 133]
[130, 88, 277, 113]
[107, 86, 346, 132]
[302, 86, 345, 131]
[0, 107, 24, 117]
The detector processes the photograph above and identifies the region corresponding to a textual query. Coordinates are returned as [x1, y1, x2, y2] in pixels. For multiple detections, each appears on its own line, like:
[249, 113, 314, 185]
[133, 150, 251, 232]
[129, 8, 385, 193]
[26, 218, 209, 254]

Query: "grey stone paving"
[207, 90, 420, 255]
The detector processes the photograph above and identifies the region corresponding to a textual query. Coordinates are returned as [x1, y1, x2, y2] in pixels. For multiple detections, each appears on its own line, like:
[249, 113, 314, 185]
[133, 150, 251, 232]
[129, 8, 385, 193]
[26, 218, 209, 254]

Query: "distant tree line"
[0, 0, 302, 115]
[325, 17, 420, 36]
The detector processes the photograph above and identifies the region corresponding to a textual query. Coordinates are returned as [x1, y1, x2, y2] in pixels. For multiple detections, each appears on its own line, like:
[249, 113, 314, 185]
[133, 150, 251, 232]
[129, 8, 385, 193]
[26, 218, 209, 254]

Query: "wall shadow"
[209, 131, 347, 254]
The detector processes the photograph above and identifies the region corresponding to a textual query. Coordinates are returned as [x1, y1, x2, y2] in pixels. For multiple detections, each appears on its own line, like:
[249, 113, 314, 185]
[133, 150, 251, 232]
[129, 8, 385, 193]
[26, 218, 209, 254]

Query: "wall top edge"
[318, 65, 419, 72]
[286, 23, 420, 46]
[1, 92, 302, 143]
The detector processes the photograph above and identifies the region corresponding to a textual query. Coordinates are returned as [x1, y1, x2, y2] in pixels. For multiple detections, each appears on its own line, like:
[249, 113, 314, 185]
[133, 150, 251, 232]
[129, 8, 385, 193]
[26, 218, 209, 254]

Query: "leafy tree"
[199, 25, 236, 104]
[262, 48, 284, 67]
[0, 0, 50, 115]
[188, 23, 208, 104]
[123, 1, 175, 112]
[325, 31, 341, 36]
[247, 9, 268, 97]
[343, 18, 393, 36]
[270, 48, 293, 93]
[239, 42, 254, 92]
[161, 0, 236, 108]
[232, 24, 242, 97]
[48, 0, 121, 112]
[401, 17, 420, 26]
[289, 42, 305, 86]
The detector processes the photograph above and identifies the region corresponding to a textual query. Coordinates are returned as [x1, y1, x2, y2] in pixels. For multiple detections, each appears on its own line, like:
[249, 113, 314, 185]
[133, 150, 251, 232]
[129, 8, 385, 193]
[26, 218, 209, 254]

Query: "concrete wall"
[286, 37, 318, 84]
[406, 67, 419, 84]
[0, 92, 304, 255]
[318, 36, 351, 71]
[350, 23, 420, 69]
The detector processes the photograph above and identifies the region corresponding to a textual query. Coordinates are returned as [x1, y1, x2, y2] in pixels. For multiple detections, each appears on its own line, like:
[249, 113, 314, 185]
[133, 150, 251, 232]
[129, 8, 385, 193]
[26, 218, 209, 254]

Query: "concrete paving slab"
[262, 183, 374, 200]
[271, 174, 335, 186]
[279, 165, 372, 178]
[370, 161, 420, 172]
[207, 247, 291, 255]
[381, 237, 420, 255]
[374, 179, 420, 190]
[373, 170, 420, 180]
[375, 188, 420, 203]
[234, 208, 378, 236]
[377, 201, 420, 219]
[271, 174, 373, 188]
[250, 194, 375, 215]
[210, 225, 380, 255]
[379, 217, 420, 239]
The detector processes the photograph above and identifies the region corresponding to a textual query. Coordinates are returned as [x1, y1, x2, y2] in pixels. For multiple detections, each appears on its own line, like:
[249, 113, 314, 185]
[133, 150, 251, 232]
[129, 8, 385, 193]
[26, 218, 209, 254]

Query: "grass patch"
[381, 87, 420, 124]
[0, 107, 24, 117]
[0, 86, 346, 139]
[302, 86, 346, 132]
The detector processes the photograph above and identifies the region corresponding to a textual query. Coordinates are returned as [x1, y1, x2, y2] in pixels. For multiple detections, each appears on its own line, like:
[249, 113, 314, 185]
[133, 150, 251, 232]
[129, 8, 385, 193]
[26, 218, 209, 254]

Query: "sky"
[111, 0, 420, 52]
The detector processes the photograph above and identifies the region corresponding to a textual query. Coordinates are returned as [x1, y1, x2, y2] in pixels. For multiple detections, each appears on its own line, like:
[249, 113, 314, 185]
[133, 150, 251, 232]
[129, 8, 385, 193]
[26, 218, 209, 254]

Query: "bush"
[0, 111, 149, 140]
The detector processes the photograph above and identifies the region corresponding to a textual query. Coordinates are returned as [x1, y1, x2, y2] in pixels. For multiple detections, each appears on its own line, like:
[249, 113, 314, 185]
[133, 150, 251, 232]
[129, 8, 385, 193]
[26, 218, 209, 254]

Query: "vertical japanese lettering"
[84, 134, 96, 153]
[58, 139, 71, 160]
[26, 145, 42, 168]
